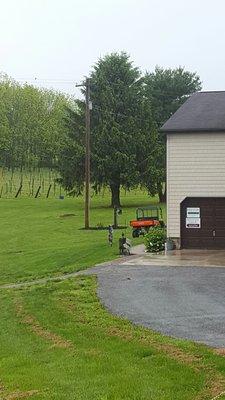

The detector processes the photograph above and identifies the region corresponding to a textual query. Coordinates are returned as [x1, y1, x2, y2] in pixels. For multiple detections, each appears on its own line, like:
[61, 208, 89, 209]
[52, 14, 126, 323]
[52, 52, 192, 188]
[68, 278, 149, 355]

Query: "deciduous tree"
[0, 74, 71, 170]
[144, 67, 202, 202]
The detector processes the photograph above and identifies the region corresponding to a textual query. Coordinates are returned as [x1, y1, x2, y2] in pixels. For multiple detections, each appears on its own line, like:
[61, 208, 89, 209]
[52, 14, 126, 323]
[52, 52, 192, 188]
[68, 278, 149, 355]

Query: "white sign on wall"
[186, 217, 201, 228]
[186, 207, 200, 218]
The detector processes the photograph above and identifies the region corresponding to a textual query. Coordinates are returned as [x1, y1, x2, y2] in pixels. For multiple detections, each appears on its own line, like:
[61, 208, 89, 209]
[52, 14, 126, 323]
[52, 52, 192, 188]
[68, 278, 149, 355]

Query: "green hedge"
[144, 227, 166, 253]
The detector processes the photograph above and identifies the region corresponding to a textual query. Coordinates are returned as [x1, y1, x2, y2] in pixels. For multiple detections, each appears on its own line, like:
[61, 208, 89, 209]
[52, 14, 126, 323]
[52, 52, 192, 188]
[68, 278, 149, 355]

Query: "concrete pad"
[128, 246, 225, 268]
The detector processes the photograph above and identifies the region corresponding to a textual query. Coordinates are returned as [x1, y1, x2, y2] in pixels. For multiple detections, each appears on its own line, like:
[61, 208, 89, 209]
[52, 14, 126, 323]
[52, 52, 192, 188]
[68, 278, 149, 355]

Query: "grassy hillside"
[0, 190, 165, 285]
[0, 168, 63, 198]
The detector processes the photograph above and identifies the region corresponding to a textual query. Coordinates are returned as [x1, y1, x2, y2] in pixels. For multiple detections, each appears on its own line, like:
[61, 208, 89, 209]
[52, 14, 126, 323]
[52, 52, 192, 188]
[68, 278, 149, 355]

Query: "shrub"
[144, 227, 166, 253]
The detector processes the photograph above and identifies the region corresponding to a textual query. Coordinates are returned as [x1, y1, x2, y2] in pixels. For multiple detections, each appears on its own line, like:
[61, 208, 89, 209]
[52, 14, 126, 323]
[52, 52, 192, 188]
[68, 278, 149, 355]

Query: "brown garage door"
[181, 197, 225, 249]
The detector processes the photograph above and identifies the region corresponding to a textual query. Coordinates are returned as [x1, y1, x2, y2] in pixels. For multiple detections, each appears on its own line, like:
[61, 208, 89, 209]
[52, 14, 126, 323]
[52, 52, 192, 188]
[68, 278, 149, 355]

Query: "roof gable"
[161, 91, 225, 133]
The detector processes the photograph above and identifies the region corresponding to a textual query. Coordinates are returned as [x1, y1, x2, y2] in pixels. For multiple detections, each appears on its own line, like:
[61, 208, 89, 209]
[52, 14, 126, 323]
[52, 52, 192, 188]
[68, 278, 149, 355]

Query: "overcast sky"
[1, 0, 225, 97]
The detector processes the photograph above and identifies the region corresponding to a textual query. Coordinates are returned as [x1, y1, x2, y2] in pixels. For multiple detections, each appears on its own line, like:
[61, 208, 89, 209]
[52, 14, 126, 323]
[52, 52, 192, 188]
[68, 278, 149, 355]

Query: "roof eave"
[160, 128, 225, 134]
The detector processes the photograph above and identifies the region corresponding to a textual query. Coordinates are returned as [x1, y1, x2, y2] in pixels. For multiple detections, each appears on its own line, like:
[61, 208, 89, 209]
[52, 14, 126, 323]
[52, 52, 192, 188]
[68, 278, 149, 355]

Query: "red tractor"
[130, 206, 164, 238]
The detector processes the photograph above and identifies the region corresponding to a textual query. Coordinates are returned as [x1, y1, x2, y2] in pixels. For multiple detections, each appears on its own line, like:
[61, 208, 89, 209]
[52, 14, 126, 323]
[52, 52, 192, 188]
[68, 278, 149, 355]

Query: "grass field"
[1, 191, 225, 400]
[0, 190, 163, 285]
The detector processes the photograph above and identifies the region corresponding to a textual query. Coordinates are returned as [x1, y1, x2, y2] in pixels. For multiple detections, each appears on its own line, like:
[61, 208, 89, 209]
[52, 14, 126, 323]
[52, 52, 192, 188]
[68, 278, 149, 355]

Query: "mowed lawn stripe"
[0, 277, 215, 400]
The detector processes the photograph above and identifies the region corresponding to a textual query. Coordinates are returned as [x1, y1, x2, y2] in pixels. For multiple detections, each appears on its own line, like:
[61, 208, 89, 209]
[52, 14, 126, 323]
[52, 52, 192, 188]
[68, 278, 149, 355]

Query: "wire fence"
[0, 168, 150, 200]
[0, 168, 66, 199]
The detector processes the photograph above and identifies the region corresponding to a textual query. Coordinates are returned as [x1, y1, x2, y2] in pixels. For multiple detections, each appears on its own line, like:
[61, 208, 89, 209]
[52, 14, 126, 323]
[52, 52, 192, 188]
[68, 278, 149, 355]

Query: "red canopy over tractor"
[130, 206, 164, 237]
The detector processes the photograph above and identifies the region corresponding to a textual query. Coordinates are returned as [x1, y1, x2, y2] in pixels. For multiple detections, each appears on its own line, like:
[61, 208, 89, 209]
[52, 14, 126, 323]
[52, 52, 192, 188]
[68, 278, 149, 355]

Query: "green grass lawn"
[1, 276, 225, 400]
[1, 191, 225, 400]
[0, 190, 164, 285]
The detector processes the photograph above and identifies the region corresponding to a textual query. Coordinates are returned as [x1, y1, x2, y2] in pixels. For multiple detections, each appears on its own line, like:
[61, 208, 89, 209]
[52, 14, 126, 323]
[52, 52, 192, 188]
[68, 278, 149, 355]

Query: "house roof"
[161, 91, 225, 133]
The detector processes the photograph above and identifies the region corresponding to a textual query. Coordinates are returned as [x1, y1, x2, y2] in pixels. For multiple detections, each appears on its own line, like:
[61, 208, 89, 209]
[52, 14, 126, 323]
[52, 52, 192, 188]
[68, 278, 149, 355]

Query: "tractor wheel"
[132, 229, 139, 238]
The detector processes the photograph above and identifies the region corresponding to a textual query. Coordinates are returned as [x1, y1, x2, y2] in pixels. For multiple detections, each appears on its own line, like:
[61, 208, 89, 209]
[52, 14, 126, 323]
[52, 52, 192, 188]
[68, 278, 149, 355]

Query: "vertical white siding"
[167, 132, 225, 238]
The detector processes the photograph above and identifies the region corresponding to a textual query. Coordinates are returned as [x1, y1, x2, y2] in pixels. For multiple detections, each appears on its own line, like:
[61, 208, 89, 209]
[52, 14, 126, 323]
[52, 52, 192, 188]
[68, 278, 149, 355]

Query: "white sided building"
[161, 91, 225, 249]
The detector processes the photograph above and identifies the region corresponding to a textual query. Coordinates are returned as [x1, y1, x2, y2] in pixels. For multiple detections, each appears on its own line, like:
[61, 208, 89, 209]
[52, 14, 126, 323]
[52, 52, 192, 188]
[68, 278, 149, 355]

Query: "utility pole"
[76, 77, 91, 229]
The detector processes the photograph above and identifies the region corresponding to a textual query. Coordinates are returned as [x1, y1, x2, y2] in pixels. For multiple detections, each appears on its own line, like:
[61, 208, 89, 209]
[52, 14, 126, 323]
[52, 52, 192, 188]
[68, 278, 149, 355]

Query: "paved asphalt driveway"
[87, 263, 225, 348]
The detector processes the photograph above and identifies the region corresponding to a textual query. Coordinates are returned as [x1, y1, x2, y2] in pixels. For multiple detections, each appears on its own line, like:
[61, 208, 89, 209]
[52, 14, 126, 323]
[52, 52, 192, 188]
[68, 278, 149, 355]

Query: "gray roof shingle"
[161, 91, 225, 133]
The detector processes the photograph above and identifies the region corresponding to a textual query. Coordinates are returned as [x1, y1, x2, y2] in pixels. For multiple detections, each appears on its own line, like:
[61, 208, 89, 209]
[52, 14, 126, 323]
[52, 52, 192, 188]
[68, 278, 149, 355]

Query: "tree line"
[0, 73, 71, 171]
[0, 53, 202, 205]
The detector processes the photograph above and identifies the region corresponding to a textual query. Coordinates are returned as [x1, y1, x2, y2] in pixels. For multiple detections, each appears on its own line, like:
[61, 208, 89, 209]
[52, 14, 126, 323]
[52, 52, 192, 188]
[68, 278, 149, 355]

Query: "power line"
[90, 105, 167, 125]
[2, 77, 196, 98]
[15, 77, 77, 82]
[16, 79, 78, 85]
